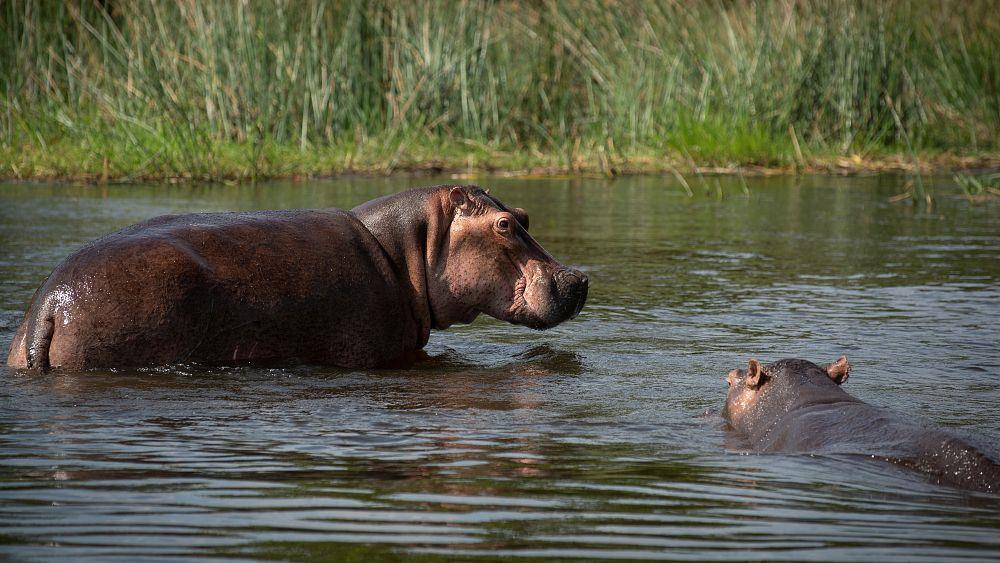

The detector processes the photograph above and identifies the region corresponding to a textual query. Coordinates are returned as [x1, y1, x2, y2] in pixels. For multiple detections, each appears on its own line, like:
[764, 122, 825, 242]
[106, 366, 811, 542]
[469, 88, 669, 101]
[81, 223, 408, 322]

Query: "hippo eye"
[495, 217, 511, 233]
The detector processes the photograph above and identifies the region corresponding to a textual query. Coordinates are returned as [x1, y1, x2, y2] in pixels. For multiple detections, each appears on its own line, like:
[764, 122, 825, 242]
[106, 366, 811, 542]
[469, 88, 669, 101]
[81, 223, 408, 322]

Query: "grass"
[1, 0, 998, 182]
[954, 172, 1000, 199]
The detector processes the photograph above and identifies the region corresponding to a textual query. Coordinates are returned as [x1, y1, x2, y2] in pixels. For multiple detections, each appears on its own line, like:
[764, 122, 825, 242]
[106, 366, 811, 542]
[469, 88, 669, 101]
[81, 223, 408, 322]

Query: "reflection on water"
[1, 175, 999, 560]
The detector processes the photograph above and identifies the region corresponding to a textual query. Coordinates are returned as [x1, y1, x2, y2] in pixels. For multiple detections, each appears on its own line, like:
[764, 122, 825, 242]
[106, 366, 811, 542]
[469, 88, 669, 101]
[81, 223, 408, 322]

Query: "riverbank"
[3, 140, 997, 184]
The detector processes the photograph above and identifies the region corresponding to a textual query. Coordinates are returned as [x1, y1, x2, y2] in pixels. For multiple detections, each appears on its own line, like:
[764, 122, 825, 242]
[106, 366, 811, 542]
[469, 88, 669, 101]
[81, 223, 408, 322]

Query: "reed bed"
[1, 0, 997, 181]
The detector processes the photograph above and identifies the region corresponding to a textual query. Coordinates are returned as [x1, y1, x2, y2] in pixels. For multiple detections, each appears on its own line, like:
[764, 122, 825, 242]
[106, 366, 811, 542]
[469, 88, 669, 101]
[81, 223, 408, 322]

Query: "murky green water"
[1, 175, 998, 561]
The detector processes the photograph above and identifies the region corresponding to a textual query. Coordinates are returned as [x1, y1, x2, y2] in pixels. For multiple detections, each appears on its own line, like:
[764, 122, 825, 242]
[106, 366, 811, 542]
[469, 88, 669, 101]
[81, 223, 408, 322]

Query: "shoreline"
[2, 150, 997, 185]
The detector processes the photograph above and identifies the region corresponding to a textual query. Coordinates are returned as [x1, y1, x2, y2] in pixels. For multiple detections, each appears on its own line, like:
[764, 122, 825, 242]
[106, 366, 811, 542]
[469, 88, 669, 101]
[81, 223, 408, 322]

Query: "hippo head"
[723, 356, 851, 430]
[431, 186, 588, 330]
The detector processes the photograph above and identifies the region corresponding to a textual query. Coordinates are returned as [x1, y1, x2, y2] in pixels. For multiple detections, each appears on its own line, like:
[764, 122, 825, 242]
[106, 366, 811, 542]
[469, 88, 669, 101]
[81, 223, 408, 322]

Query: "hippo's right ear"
[825, 356, 851, 385]
[513, 207, 529, 231]
[746, 358, 768, 388]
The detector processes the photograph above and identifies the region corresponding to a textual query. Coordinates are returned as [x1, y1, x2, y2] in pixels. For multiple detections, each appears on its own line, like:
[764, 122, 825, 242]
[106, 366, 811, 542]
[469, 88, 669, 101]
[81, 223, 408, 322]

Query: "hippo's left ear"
[512, 207, 529, 231]
[746, 358, 768, 388]
[824, 356, 851, 385]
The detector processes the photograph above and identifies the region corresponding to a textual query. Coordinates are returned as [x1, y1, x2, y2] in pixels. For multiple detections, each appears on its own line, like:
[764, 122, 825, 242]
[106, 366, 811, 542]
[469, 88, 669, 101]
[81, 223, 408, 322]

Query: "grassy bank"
[2, 1, 998, 182]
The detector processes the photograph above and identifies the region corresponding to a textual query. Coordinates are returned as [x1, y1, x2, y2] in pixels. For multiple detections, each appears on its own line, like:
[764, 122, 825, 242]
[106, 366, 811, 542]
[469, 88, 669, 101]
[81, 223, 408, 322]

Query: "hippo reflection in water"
[6, 185, 588, 370]
[724, 357, 1000, 493]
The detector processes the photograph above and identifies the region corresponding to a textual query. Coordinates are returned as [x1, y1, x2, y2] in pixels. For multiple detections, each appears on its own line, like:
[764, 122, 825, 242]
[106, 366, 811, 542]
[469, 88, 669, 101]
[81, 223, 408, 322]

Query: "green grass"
[1, 0, 997, 182]
[954, 172, 1000, 197]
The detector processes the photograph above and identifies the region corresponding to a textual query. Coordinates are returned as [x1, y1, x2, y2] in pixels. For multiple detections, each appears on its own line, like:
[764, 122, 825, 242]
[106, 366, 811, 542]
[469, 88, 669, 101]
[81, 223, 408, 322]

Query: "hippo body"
[724, 358, 1000, 493]
[7, 185, 588, 370]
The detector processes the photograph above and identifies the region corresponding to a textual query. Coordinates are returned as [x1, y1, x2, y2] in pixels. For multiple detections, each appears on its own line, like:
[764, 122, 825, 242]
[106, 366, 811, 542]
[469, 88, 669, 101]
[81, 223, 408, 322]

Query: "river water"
[1, 175, 998, 561]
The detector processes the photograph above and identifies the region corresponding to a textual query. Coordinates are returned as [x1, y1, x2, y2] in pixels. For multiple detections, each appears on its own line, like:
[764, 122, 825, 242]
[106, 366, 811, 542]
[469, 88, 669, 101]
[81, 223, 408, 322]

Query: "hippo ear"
[825, 356, 851, 385]
[746, 358, 768, 388]
[512, 207, 529, 231]
[448, 187, 470, 212]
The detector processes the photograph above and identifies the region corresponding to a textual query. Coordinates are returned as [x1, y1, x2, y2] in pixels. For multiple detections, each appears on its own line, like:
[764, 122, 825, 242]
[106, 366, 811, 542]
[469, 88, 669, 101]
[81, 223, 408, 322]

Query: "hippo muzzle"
[555, 267, 589, 320]
[516, 265, 589, 329]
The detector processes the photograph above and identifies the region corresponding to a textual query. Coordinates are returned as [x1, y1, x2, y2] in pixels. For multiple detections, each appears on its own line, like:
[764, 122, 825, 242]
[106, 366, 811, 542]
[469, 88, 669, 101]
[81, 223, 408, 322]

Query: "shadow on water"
[2, 175, 1000, 560]
[4, 343, 583, 409]
[414, 343, 585, 374]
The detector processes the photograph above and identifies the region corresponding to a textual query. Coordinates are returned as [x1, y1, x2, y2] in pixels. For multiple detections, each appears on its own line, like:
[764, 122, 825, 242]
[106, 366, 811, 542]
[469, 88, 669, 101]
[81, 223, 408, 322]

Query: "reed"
[1, 0, 997, 181]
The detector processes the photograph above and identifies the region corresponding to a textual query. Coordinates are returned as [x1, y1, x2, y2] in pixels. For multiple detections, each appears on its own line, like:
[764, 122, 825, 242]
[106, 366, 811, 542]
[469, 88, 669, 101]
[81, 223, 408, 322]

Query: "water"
[1, 175, 999, 561]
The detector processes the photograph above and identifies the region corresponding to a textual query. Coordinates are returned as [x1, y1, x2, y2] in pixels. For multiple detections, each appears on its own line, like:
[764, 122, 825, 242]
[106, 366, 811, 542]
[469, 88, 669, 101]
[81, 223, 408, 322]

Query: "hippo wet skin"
[724, 357, 1000, 493]
[6, 185, 588, 370]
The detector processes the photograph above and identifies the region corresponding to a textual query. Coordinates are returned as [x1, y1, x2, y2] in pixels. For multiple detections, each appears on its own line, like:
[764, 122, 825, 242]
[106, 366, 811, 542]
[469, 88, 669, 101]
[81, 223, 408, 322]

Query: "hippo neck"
[350, 188, 448, 348]
[743, 383, 862, 447]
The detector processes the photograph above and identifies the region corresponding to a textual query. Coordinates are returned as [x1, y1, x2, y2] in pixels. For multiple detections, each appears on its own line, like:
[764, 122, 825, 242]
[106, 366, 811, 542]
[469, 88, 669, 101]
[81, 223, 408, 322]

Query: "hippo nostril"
[556, 268, 587, 284]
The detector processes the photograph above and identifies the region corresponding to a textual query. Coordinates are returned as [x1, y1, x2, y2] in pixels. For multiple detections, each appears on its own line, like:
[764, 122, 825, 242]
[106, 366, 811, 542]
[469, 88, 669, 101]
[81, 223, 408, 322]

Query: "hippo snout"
[511, 263, 588, 329]
[554, 268, 588, 320]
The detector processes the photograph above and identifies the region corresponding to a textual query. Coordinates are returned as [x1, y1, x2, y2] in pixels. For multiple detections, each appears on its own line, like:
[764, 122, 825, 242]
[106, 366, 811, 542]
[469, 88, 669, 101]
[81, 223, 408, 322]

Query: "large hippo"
[6, 185, 588, 370]
[724, 357, 1000, 493]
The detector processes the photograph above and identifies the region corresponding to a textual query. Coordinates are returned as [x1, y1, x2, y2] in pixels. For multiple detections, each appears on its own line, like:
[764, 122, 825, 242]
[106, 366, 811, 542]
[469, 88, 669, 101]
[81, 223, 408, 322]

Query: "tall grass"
[1, 0, 997, 180]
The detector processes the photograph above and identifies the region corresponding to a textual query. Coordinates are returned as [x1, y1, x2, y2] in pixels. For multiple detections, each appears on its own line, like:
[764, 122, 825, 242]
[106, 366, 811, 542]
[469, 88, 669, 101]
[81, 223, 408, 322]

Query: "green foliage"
[953, 172, 1000, 196]
[1, 0, 997, 180]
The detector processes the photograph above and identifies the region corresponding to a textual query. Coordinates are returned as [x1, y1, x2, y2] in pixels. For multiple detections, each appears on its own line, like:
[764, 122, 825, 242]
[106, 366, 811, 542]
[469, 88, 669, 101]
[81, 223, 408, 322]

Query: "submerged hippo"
[6, 185, 588, 370]
[724, 357, 1000, 493]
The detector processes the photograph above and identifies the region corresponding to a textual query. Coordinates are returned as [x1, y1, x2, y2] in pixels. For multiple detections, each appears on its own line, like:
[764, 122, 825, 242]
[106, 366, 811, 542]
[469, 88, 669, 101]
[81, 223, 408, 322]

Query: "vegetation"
[954, 172, 1000, 199]
[1, 0, 997, 182]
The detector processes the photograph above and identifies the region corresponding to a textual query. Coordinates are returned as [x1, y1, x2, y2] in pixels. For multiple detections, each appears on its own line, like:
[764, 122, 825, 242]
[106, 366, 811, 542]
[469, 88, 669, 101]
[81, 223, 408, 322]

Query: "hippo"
[6, 185, 588, 370]
[724, 357, 1000, 493]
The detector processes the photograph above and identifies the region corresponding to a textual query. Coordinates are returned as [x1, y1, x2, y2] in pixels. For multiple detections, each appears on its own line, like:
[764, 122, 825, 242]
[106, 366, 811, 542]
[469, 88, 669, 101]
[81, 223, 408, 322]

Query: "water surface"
[1, 175, 999, 561]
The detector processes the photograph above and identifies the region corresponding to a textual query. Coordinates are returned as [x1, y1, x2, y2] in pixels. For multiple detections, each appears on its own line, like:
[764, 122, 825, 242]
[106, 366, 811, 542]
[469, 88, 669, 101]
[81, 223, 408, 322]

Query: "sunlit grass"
[1, 0, 997, 181]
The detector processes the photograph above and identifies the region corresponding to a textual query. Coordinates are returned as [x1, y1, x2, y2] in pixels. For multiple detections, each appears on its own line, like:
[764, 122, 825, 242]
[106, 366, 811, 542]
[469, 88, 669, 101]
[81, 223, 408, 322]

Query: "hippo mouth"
[509, 275, 529, 318]
[507, 276, 551, 330]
